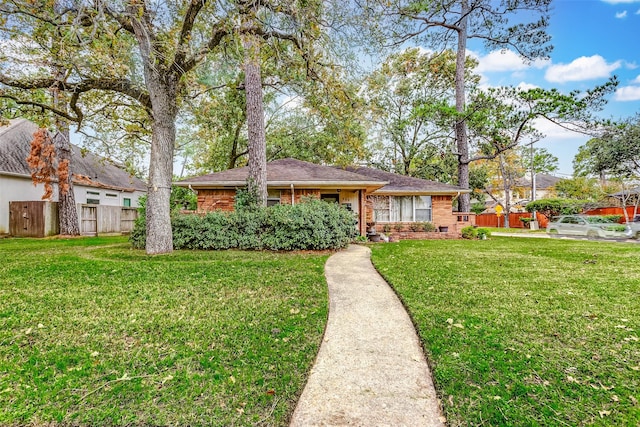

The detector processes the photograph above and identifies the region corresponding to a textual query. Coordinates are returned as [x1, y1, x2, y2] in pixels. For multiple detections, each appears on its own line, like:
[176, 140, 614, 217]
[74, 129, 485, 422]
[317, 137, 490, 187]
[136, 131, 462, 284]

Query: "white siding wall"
[1, 174, 144, 234]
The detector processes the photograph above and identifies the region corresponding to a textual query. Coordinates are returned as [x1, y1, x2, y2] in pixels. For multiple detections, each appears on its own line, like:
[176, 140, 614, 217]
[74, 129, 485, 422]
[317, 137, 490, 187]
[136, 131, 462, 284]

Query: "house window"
[267, 190, 281, 207]
[371, 196, 390, 222]
[123, 198, 131, 207]
[87, 191, 100, 205]
[374, 195, 432, 222]
[414, 196, 432, 221]
[106, 193, 118, 198]
[398, 196, 413, 222]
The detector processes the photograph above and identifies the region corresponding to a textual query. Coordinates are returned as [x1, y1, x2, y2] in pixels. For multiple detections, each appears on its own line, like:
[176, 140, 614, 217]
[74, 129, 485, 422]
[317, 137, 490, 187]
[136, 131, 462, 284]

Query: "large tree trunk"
[53, 129, 80, 235]
[50, 63, 80, 236]
[498, 154, 511, 228]
[145, 76, 178, 255]
[243, 33, 268, 206]
[455, 0, 470, 213]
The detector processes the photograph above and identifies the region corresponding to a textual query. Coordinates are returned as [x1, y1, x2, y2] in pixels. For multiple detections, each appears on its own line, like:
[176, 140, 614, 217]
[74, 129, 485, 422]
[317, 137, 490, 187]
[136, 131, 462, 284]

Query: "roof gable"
[0, 119, 146, 192]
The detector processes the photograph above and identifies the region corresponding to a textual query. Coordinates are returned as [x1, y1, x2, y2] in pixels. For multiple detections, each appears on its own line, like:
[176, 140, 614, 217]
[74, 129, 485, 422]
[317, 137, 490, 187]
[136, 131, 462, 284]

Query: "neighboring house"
[514, 173, 561, 200]
[486, 173, 562, 212]
[0, 118, 146, 236]
[176, 158, 472, 235]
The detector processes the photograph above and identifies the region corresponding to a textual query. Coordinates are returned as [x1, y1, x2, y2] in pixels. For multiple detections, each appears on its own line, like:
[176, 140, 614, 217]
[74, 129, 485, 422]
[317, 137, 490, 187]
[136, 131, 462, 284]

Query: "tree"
[362, 48, 477, 177]
[573, 115, 640, 221]
[359, 0, 553, 212]
[555, 176, 608, 201]
[526, 198, 583, 221]
[0, 1, 321, 254]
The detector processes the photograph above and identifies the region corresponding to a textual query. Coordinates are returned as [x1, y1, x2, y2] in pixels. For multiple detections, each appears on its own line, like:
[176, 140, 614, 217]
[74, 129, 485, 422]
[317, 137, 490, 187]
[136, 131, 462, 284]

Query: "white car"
[547, 215, 633, 239]
[626, 216, 640, 239]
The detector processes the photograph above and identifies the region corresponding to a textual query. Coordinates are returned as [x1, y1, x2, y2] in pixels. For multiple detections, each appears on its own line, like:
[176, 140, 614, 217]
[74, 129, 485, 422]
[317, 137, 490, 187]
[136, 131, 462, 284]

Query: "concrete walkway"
[290, 245, 445, 427]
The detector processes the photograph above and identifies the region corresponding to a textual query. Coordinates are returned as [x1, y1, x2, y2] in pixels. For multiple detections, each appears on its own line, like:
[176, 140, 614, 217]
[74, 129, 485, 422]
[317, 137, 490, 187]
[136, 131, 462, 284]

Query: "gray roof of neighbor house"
[516, 173, 562, 190]
[0, 118, 146, 192]
[342, 166, 469, 195]
[177, 158, 389, 191]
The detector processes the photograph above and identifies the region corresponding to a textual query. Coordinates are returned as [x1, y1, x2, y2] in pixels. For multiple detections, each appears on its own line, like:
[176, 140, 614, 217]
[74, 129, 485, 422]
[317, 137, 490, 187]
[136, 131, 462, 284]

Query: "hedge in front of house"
[130, 199, 358, 251]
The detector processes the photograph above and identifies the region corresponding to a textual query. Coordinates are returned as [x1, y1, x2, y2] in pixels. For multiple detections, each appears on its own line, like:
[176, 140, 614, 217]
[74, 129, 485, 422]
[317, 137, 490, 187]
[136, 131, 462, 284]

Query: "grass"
[370, 237, 640, 426]
[0, 236, 329, 426]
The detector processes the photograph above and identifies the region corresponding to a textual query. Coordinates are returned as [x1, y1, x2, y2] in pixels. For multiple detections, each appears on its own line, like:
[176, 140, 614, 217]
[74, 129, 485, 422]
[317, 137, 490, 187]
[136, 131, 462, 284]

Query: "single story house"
[0, 118, 147, 236]
[176, 158, 473, 235]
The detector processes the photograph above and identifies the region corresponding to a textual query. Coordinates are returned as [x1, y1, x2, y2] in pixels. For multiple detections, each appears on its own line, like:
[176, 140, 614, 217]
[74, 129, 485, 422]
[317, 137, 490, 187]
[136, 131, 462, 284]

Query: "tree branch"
[0, 94, 80, 123]
[173, 0, 206, 69]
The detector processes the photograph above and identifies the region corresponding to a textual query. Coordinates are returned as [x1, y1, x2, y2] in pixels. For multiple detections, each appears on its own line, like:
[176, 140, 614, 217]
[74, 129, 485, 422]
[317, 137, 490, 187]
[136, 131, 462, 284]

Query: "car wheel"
[548, 229, 558, 237]
[636, 231, 640, 240]
[587, 230, 598, 238]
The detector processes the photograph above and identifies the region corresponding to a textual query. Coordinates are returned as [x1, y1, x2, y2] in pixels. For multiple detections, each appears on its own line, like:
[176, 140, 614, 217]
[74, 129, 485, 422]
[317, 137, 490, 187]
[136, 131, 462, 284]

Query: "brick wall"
[280, 189, 320, 205]
[432, 196, 454, 227]
[197, 189, 236, 212]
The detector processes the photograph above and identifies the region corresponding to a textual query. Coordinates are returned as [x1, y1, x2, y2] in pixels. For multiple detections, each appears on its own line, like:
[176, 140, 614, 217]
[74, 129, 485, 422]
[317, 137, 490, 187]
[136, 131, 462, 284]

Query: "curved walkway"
[290, 245, 445, 427]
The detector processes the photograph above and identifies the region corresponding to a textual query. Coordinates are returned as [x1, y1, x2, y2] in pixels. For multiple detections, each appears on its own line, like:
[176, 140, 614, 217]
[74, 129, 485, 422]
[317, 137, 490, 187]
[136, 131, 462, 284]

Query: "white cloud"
[544, 55, 621, 83]
[474, 50, 548, 73]
[532, 118, 586, 140]
[614, 85, 640, 101]
[636, 7, 640, 13]
[516, 82, 539, 91]
[615, 10, 628, 17]
[633, 75, 640, 83]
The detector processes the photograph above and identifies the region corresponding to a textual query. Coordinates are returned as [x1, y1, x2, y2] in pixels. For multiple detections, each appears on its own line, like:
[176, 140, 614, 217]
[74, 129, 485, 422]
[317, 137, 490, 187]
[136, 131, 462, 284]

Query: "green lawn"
[0, 237, 329, 426]
[371, 238, 640, 426]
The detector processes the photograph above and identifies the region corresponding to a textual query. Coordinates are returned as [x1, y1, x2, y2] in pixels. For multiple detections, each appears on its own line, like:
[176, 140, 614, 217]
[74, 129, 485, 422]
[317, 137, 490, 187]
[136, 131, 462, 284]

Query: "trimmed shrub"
[461, 226, 491, 240]
[422, 222, 436, 232]
[409, 222, 423, 232]
[461, 226, 478, 239]
[130, 198, 358, 251]
[476, 228, 491, 239]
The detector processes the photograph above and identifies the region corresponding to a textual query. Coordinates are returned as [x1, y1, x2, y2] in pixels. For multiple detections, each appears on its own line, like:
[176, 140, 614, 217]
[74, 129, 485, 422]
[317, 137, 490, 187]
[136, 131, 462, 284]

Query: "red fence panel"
[476, 212, 548, 229]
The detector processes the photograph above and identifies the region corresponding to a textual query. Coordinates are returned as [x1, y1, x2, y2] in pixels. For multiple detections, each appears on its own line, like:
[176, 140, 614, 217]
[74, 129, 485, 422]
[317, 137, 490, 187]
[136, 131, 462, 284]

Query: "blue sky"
[467, 0, 640, 176]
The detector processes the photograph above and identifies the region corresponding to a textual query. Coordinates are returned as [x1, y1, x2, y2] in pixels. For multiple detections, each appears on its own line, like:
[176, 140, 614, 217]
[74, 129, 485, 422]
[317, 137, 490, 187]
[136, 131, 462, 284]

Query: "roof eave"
[177, 180, 388, 190]
[371, 189, 471, 195]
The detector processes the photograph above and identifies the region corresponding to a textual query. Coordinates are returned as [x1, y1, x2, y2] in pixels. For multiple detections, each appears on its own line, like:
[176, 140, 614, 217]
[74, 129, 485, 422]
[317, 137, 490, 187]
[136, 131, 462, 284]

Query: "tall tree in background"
[1, 1, 324, 253]
[573, 115, 640, 221]
[359, 0, 553, 212]
[0, 1, 81, 235]
[241, 3, 268, 206]
[363, 48, 478, 177]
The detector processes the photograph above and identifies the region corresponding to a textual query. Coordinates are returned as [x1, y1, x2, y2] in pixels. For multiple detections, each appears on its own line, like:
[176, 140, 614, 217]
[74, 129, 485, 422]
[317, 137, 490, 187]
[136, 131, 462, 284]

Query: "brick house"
[176, 158, 473, 236]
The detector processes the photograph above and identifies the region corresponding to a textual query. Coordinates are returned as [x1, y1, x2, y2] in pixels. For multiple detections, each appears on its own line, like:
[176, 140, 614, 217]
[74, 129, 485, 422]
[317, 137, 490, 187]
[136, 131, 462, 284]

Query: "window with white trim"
[372, 195, 432, 222]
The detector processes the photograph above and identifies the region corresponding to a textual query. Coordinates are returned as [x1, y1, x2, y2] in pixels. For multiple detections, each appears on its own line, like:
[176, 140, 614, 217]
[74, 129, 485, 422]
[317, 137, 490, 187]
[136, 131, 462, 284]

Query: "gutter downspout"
[290, 184, 295, 206]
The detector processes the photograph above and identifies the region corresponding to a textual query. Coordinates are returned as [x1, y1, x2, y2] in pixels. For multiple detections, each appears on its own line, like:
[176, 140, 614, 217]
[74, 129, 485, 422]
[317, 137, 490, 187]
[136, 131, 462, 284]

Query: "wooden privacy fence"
[476, 212, 548, 229]
[8, 201, 59, 237]
[78, 204, 138, 236]
[585, 206, 639, 222]
[7, 201, 138, 237]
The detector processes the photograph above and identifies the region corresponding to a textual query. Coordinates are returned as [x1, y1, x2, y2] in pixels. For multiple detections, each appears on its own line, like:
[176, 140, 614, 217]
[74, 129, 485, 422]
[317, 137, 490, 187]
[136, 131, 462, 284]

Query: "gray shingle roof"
[179, 158, 468, 195]
[516, 173, 562, 190]
[178, 158, 388, 190]
[343, 166, 469, 195]
[0, 119, 146, 192]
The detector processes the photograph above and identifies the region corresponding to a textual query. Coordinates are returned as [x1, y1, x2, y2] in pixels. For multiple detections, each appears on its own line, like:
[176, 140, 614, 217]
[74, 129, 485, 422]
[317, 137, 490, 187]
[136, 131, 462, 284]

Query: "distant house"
[0, 119, 146, 236]
[515, 173, 562, 200]
[484, 173, 562, 213]
[176, 158, 473, 235]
